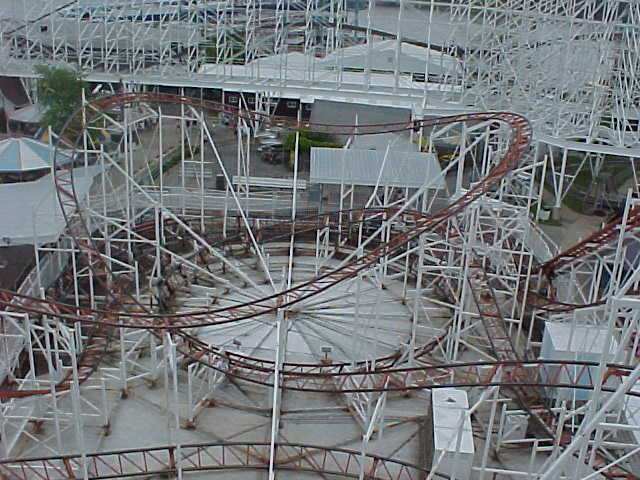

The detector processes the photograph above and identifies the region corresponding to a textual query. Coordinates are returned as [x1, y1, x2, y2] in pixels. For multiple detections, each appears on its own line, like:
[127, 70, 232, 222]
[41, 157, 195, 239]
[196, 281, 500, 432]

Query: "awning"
[0, 137, 72, 172]
[8, 103, 44, 124]
[0, 166, 98, 246]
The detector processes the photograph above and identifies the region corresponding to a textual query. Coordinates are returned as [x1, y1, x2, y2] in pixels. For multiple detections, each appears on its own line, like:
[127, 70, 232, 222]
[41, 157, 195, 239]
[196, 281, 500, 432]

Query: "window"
[40, 25, 48, 32]
[227, 96, 239, 105]
[286, 101, 297, 109]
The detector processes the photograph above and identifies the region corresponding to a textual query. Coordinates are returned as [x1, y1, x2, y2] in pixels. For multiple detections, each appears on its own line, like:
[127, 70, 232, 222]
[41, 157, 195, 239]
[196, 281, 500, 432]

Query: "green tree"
[284, 129, 341, 154]
[35, 65, 85, 133]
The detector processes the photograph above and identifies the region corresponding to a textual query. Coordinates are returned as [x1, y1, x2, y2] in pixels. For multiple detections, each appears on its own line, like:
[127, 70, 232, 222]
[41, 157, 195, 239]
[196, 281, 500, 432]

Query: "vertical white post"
[43, 319, 63, 452]
[286, 127, 300, 289]
[119, 322, 128, 398]
[150, 333, 159, 384]
[393, 0, 404, 91]
[69, 330, 88, 480]
[410, 234, 425, 366]
[200, 106, 206, 232]
[479, 380, 501, 480]
[268, 309, 287, 480]
[364, 0, 375, 90]
[123, 94, 134, 260]
[554, 147, 569, 210]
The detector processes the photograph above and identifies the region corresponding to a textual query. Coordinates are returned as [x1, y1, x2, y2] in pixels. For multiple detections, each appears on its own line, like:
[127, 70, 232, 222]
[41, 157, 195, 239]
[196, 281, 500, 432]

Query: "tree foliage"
[35, 65, 85, 133]
[284, 129, 341, 154]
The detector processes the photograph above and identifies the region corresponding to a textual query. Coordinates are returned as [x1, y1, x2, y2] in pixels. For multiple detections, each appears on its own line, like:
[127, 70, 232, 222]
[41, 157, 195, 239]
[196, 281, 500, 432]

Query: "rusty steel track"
[537, 208, 640, 278]
[0, 93, 634, 403]
[0, 93, 532, 403]
[53, 93, 533, 329]
[0, 284, 635, 395]
[0, 441, 433, 480]
[0, 93, 636, 480]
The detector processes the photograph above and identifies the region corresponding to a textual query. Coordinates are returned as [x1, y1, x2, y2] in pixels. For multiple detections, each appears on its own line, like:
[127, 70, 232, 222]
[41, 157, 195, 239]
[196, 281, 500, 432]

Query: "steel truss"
[0, 91, 636, 479]
[0, 1, 637, 148]
[0, 441, 430, 480]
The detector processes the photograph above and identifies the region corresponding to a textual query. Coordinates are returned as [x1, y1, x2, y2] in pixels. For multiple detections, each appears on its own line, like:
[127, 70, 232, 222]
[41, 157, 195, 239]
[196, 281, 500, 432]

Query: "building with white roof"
[199, 47, 463, 94]
[311, 147, 444, 189]
[540, 322, 620, 402]
[430, 388, 475, 480]
[320, 40, 462, 78]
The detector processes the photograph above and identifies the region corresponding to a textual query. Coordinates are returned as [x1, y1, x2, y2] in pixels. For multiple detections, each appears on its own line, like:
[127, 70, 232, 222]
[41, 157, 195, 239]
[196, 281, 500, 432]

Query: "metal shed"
[310, 147, 444, 189]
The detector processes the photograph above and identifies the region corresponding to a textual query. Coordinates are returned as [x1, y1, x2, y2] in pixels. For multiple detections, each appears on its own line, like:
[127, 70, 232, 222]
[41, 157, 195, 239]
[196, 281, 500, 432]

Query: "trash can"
[215, 174, 226, 191]
[538, 208, 551, 221]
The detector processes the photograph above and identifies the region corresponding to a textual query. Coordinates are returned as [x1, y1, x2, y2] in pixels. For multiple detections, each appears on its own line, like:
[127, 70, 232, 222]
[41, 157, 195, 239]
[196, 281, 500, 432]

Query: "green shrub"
[284, 129, 341, 153]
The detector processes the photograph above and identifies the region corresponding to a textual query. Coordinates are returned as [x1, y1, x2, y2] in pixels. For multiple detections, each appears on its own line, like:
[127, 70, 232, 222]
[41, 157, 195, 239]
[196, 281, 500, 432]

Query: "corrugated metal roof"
[310, 102, 410, 132]
[310, 147, 445, 188]
[8, 103, 44, 124]
[319, 40, 462, 76]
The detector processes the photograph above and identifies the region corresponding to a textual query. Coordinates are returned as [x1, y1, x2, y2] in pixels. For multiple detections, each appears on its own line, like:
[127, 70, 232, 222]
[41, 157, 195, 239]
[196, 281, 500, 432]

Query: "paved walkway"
[539, 204, 607, 251]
